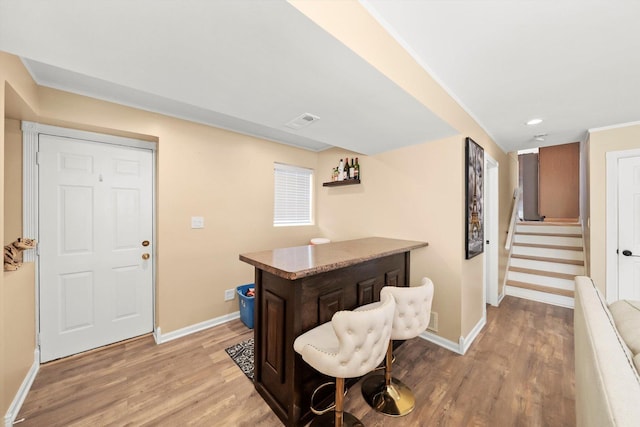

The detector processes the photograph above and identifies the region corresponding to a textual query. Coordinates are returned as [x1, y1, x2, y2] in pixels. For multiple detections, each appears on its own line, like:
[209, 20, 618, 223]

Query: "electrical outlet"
[191, 216, 204, 229]
[224, 289, 235, 301]
[428, 311, 439, 332]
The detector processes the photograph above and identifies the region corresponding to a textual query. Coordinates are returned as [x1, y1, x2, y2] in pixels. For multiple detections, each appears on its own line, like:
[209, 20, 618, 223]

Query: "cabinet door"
[385, 269, 401, 287]
[318, 289, 344, 324]
[357, 278, 378, 305]
[262, 290, 286, 383]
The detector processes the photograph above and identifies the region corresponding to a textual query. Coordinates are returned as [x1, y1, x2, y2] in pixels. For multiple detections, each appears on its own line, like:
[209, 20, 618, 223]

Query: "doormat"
[225, 338, 254, 381]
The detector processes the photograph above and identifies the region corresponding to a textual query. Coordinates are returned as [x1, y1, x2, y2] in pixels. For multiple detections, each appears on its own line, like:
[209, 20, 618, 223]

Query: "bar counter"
[239, 237, 428, 426]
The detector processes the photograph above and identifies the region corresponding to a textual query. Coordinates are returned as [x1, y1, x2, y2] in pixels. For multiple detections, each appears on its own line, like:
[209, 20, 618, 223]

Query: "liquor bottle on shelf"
[349, 158, 355, 180]
[354, 158, 360, 180]
[338, 159, 344, 181]
[344, 157, 350, 180]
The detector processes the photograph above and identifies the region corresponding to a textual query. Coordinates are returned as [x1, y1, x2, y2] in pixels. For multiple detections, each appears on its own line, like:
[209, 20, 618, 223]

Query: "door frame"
[484, 153, 500, 306]
[21, 121, 157, 359]
[605, 148, 640, 303]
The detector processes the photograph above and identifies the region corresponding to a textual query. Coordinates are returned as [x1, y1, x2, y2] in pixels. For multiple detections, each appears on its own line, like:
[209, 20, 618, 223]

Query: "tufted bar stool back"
[358, 277, 434, 417]
[294, 292, 396, 427]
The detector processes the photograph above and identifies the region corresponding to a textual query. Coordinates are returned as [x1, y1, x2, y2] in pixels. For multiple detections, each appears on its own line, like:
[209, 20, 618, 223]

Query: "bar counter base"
[253, 252, 411, 426]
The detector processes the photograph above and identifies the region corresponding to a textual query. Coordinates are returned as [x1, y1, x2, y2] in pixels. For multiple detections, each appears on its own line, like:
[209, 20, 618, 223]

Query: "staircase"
[505, 221, 585, 308]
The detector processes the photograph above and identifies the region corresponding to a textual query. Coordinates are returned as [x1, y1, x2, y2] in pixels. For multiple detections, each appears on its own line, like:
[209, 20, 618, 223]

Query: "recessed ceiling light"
[526, 118, 543, 126]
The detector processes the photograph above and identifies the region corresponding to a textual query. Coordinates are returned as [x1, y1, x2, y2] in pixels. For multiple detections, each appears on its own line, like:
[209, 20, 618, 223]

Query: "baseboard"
[419, 330, 463, 354]
[4, 349, 40, 427]
[506, 285, 574, 309]
[154, 311, 241, 344]
[497, 290, 506, 305]
[419, 314, 486, 355]
[460, 315, 486, 354]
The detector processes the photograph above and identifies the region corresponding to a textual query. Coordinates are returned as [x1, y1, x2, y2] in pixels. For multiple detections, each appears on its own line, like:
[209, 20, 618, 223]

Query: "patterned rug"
[225, 338, 254, 381]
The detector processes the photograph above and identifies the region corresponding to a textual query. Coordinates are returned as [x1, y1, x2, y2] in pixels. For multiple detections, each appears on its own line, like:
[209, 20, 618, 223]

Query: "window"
[274, 163, 313, 226]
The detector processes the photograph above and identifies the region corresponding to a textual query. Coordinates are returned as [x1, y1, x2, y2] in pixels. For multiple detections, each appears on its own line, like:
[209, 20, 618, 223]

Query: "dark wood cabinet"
[240, 237, 428, 427]
[254, 253, 409, 426]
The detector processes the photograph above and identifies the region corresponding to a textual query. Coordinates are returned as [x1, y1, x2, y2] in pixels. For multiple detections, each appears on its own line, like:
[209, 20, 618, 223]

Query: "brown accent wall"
[539, 142, 580, 220]
[520, 153, 541, 220]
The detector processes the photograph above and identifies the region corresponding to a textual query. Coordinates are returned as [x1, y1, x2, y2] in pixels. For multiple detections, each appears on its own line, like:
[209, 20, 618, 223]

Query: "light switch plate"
[191, 216, 204, 229]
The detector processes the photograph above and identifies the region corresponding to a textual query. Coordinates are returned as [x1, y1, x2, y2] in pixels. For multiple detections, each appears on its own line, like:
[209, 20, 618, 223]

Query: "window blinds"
[274, 163, 313, 226]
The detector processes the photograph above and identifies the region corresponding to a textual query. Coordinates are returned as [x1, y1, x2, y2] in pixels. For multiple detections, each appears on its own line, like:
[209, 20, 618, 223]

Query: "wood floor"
[16, 296, 575, 426]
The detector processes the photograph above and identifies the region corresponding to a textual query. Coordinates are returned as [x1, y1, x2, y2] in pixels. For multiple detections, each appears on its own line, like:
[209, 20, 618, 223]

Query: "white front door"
[39, 134, 153, 362]
[617, 156, 640, 301]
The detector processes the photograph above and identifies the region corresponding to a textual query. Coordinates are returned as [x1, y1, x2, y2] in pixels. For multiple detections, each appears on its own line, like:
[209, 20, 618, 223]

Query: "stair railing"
[505, 188, 521, 250]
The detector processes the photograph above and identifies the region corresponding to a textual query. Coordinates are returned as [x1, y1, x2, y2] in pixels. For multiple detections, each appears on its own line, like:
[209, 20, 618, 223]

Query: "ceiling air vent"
[284, 113, 320, 130]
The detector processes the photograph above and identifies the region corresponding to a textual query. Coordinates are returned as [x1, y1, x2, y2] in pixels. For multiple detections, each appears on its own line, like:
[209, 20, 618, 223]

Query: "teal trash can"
[237, 283, 255, 329]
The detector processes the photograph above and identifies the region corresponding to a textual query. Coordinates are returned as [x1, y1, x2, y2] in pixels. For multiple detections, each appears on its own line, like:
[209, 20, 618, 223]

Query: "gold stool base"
[361, 374, 415, 417]
[309, 411, 364, 427]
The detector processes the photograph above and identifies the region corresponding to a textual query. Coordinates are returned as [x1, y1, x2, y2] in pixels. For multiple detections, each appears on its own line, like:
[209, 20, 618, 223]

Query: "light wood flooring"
[16, 296, 574, 426]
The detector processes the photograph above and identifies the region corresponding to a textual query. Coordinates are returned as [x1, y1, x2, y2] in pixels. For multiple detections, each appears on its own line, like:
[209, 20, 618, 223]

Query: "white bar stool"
[293, 292, 396, 427]
[357, 277, 434, 416]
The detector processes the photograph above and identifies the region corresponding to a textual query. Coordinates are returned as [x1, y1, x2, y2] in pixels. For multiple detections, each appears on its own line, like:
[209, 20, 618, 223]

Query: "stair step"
[514, 226, 582, 235]
[540, 218, 580, 223]
[506, 280, 574, 298]
[516, 231, 582, 238]
[508, 222, 582, 307]
[515, 224, 582, 235]
[514, 234, 583, 247]
[509, 257, 585, 275]
[507, 271, 574, 290]
[513, 243, 583, 251]
[511, 245, 585, 261]
[518, 221, 580, 226]
[508, 266, 578, 281]
[510, 254, 584, 266]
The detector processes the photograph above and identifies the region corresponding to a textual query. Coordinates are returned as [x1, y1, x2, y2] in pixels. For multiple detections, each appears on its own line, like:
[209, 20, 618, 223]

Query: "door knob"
[142, 253, 150, 260]
[142, 240, 150, 247]
[623, 250, 633, 256]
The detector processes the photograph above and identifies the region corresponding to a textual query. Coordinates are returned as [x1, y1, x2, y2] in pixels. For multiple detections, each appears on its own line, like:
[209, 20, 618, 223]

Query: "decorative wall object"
[465, 137, 484, 259]
[4, 237, 37, 271]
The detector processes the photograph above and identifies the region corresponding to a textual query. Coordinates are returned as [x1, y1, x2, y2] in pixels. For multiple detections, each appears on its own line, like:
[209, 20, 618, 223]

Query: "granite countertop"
[239, 237, 428, 280]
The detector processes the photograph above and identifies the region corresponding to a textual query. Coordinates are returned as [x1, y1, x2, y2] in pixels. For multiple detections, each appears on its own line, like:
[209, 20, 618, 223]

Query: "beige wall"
[2, 118, 33, 417]
[5, 118, 22, 244]
[37, 87, 322, 333]
[581, 138, 590, 276]
[1, 2, 518, 412]
[1, 52, 40, 416]
[298, 1, 514, 342]
[0, 51, 324, 413]
[588, 123, 640, 293]
[318, 137, 465, 340]
[1, 77, 5, 418]
[3, 264, 35, 409]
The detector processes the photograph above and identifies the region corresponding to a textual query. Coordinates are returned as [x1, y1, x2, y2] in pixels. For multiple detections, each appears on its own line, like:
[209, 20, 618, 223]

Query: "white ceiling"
[1, 1, 639, 154]
[363, 0, 640, 152]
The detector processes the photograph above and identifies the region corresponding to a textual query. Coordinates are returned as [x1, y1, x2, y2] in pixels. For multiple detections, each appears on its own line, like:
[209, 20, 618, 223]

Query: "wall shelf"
[323, 179, 361, 187]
